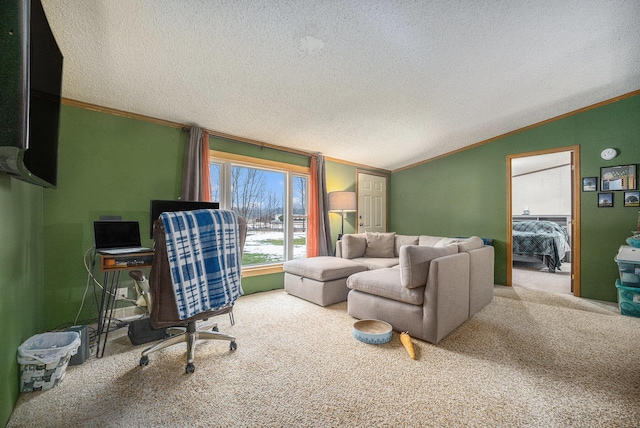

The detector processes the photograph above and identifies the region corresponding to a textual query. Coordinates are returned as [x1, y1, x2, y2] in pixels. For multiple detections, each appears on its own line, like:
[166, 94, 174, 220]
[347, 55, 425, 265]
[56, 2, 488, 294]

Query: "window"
[210, 153, 309, 268]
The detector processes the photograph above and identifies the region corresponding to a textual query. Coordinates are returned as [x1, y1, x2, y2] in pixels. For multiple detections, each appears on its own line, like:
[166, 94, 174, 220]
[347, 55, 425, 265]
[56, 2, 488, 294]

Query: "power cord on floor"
[76, 247, 106, 325]
[79, 247, 148, 321]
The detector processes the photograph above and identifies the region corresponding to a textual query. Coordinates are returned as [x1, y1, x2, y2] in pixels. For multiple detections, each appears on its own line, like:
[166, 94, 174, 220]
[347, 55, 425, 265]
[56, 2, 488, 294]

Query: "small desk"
[95, 252, 153, 358]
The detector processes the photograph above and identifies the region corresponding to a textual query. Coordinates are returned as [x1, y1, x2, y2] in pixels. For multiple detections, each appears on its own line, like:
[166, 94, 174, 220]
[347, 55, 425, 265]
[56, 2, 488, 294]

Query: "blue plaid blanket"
[161, 209, 243, 320]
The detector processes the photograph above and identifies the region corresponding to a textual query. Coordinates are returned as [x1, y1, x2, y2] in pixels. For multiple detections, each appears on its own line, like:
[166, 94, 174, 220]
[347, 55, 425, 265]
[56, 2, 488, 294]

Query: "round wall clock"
[600, 148, 618, 160]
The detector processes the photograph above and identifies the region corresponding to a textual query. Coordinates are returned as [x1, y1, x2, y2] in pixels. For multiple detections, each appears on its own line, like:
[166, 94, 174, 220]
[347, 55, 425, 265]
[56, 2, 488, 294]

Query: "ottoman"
[283, 256, 368, 306]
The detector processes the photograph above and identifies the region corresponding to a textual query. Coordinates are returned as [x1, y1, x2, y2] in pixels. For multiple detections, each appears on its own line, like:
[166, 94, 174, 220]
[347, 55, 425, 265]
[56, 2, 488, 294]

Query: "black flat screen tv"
[0, 0, 63, 188]
[150, 200, 220, 238]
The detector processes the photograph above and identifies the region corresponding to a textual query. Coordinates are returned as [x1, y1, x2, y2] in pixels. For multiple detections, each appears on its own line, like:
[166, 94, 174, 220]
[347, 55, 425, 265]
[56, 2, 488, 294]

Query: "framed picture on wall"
[624, 191, 640, 207]
[600, 164, 637, 191]
[582, 177, 597, 192]
[598, 192, 614, 207]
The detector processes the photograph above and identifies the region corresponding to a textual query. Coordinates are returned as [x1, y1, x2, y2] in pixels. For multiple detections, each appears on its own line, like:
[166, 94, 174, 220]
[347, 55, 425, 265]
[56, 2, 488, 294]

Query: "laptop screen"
[94, 221, 142, 250]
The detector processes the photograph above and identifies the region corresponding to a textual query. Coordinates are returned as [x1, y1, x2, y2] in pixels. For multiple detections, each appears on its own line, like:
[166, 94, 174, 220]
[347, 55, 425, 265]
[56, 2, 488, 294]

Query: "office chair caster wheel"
[140, 356, 149, 366]
[230, 341, 237, 351]
[185, 363, 195, 374]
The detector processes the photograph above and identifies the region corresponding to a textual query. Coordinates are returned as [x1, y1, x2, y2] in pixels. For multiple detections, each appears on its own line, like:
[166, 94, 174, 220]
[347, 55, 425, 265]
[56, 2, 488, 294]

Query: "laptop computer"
[93, 221, 152, 254]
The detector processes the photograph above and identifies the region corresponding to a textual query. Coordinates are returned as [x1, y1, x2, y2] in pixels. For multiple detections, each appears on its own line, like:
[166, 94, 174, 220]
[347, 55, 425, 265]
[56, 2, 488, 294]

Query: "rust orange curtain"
[307, 154, 319, 257]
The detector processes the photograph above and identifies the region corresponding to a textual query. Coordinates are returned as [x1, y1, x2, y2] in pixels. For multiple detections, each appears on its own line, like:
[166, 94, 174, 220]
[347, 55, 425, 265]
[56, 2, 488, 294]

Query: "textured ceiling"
[41, 0, 640, 171]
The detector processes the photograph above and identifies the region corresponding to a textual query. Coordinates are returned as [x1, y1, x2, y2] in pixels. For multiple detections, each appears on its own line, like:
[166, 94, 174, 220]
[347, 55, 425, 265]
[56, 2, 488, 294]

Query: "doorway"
[507, 146, 581, 296]
[357, 172, 387, 233]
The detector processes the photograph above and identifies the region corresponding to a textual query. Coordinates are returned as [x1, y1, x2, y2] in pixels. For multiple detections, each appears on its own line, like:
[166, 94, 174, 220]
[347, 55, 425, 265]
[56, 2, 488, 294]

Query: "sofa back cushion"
[400, 245, 459, 288]
[434, 237, 462, 247]
[342, 234, 367, 259]
[395, 235, 419, 257]
[457, 236, 484, 252]
[418, 235, 444, 246]
[433, 236, 484, 251]
[364, 232, 396, 258]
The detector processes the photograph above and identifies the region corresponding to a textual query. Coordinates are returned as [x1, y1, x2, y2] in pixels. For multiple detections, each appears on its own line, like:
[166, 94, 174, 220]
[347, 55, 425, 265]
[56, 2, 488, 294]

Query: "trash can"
[17, 331, 81, 392]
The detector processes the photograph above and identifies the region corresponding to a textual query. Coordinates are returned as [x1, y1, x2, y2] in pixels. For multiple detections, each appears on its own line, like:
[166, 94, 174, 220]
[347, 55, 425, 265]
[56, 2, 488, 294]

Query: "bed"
[512, 220, 571, 273]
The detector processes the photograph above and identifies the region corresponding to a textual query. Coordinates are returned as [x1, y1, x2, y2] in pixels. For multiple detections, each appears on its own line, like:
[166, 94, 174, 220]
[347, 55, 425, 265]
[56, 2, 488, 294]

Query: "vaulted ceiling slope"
[41, 0, 640, 170]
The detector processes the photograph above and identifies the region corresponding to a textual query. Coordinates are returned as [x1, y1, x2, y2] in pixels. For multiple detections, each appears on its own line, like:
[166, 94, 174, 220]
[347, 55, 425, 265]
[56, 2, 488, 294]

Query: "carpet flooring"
[512, 262, 572, 295]
[7, 286, 640, 427]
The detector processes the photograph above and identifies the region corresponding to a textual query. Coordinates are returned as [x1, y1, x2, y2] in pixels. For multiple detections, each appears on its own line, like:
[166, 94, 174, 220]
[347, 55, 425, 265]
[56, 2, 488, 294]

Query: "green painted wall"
[326, 161, 358, 247]
[40, 106, 373, 332]
[390, 94, 640, 302]
[325, 161, 390, 251]
[0, 177, 44, 427]
[42, 106, 186, 329]
[241, 273, 284, 294]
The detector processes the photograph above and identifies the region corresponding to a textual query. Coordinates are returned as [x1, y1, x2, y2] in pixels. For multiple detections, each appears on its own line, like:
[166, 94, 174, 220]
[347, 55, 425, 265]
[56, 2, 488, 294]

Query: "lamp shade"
[328, 191, 356, 211]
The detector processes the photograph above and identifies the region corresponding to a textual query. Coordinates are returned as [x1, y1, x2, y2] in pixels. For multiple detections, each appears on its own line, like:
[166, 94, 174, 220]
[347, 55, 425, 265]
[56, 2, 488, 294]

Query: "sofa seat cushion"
[283, 256, 367, 282]
[347, 268, 425, 305]
[351, 257, 400, 270]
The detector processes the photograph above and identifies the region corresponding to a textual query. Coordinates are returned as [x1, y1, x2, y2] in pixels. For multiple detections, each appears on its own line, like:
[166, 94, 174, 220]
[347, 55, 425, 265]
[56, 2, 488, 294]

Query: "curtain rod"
[204, 128, 320, 158]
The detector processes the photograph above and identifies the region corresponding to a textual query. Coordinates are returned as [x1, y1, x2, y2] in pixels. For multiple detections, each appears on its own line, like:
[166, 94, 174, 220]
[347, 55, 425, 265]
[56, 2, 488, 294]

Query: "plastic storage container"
[17, 331, 81, 392]
[614, 245, 640, 287]
[616, 279, 640, 318]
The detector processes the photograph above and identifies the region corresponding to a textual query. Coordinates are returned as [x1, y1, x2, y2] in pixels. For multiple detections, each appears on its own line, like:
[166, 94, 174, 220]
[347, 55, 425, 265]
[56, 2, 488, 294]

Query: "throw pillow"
[364, 232, 396, 258]
[342, 234, 367, 259]
[395, 235, 419, 257]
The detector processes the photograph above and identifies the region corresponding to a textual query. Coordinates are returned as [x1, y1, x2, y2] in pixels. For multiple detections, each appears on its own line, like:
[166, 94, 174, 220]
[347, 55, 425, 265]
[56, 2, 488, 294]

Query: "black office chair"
[130, 212, 246, 373]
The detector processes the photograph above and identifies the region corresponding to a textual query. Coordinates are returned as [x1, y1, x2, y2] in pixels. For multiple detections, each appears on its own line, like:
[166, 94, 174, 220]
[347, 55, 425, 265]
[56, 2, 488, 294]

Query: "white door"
[357, 173, 387, 233]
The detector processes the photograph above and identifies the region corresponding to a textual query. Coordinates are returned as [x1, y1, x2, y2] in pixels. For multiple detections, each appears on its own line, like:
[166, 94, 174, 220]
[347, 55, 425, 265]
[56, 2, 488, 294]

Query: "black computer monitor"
[149, 200, 220, 238]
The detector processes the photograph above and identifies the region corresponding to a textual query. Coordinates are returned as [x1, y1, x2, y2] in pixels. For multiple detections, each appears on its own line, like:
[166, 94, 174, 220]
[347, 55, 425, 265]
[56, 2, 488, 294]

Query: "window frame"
[209, 150, 310, 275]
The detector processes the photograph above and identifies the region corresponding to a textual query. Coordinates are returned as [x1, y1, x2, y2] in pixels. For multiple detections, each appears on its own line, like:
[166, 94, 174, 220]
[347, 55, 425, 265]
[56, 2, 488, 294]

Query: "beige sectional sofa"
[337, 232, 494, 344]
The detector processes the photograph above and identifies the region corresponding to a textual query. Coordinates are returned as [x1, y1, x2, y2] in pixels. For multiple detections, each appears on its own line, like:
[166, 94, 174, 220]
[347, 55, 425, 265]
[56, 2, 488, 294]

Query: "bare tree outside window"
[209, 163, 220, 202]
[266, 192, 281, 230]
[210, 159, 308, 266]
[232, 166, 268, 220]
[293, 176, 308, 259]
[294, 176, 306, 215]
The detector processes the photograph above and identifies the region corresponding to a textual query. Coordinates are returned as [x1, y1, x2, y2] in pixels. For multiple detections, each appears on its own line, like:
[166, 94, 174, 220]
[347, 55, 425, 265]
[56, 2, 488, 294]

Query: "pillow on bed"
[364, 232, 396, 258]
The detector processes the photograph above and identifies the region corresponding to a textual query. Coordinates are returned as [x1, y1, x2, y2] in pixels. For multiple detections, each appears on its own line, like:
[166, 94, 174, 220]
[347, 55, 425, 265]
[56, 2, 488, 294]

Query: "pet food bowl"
[626, 237, 640, 248]
[352, 319, 392, 344]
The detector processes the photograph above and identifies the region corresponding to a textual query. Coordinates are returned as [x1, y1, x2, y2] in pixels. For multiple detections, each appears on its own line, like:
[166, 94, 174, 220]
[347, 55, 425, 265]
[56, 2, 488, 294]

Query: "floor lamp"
[328, 191, 357, 240]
